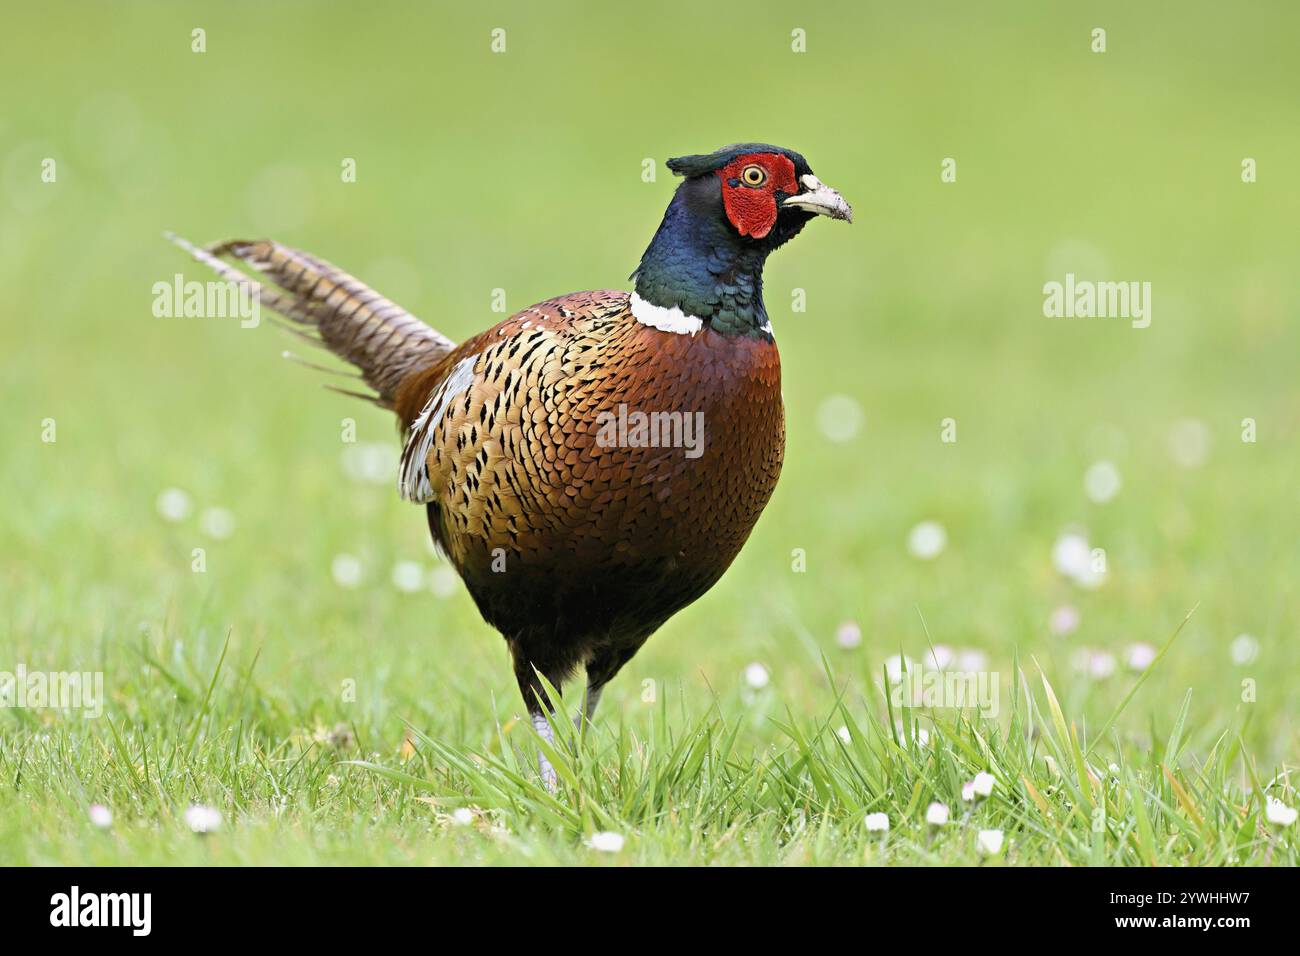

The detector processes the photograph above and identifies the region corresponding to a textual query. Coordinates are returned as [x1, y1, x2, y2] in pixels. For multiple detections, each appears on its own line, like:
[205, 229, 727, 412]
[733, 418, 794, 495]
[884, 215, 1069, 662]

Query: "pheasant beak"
[783, 174, 853, 223]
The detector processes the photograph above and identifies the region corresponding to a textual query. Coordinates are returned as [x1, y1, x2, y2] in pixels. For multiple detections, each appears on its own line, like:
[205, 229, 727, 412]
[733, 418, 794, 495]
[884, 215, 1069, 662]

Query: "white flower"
[971, 772, 995, 798]
[1074, 562, 1106, 590]
[836, 620, 862, 650]
[925, 644, 955, 670]
[1088, 651, 1117, 681]
[925, 802, 950, 826]
[1053, 531, 1107, 589]
[198, 506, 236, 539]
[836, 725, 852, 744]
[816, 394, 863, 443]
[1265, 797, 1297, 827]
[1125, 642, 1157, 671]
[976, 829, 1004, 856]
[450, 808, 474, 826]
[893, 722, 930, 748]
[1230, 633, 1259, 666]
[1049, 605, 1080, 637]
[962, 781, 977, 801]
[1052, 532, 1090, 579]
[588, 831, 625, 852]
[1083, 461, 1122, 504]
[430, 564, 459, 598]
[884, 654, 915, 683]
[156, 487, 192, 522]
[743, 662, 770, 690]
[184, 804, 222, 834]
[390, 560, 425, 593]
[88, 804, 113, 828]
[1167, 419, 1210, 469]
[331, 553, 362, 588]
[907, 521, 947, 560]
[864, 812, 890, 833]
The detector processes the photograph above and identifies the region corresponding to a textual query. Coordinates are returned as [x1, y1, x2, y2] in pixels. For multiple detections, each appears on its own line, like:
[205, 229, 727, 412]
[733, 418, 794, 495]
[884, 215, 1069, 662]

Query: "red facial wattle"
[716, 153, 800, 239]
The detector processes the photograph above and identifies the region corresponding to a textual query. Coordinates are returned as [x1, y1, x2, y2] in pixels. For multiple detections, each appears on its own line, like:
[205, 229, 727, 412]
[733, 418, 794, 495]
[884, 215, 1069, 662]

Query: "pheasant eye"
[740, 164, 766, 187]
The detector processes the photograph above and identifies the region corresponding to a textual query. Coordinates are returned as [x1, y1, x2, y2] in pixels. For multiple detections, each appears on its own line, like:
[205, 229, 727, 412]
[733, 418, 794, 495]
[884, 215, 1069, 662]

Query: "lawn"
[1, 1, 1297, 865]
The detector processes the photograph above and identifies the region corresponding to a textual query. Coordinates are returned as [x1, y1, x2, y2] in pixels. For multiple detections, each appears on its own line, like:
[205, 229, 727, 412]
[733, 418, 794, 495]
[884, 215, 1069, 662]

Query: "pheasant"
[169, 142, 851, 785]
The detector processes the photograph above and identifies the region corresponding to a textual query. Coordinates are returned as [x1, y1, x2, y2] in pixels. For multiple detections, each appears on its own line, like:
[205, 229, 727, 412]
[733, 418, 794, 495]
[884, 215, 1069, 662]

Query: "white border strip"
[630, 292, 704, 336]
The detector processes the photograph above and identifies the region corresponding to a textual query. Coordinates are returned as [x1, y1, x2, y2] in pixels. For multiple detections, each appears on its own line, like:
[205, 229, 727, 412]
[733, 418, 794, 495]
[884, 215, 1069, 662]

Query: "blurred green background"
[1, 1, 1297, 862]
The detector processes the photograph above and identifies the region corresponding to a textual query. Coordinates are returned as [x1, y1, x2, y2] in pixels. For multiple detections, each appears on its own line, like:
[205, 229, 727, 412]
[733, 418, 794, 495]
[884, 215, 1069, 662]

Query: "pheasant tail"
[165, 233, 454, 408]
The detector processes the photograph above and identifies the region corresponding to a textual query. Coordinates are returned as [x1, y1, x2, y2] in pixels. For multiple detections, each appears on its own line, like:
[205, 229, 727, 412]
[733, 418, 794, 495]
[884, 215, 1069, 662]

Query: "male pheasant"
[170, 143, 850, 784]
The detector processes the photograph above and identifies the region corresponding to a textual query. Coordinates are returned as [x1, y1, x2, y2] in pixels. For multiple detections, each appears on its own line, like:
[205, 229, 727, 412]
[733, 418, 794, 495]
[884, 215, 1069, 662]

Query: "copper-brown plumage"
[392, 291, 785, 708]
[170, 142, 850, 784]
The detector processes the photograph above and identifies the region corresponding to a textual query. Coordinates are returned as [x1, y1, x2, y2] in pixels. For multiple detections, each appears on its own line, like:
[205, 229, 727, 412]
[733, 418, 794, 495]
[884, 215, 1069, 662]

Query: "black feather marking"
[666, 142, 811, 179]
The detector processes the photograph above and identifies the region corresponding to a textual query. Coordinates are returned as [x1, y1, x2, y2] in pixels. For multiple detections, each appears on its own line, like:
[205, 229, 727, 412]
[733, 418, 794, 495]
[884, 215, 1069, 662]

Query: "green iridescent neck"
[631, 181, 773, 339]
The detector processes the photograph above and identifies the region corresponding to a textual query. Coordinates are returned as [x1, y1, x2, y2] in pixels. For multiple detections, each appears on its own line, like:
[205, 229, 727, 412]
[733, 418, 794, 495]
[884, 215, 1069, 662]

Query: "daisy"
[331, 553, 363, 588]
[88, 804, 113, 829]
[907, 521, 947, 560]
[977, 829, 1004, 856]
[1126, 642, 1157, 671]
[588, 831, 625, 852]
[184, 804, 221, 834]
[156, 487, 192, 522]
[743, 662, 770, 690]
[1265, 797, 1297, 827]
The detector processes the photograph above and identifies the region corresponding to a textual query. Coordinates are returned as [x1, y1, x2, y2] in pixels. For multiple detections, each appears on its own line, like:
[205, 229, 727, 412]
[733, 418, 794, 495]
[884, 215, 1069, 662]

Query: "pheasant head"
[632, 143, 852, 337]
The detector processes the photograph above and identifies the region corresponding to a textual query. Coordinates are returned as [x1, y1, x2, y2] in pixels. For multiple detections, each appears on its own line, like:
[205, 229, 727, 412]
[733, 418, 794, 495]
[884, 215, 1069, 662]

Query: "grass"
[1, 0, 1298, 865]
[2, 612, 1295, 865]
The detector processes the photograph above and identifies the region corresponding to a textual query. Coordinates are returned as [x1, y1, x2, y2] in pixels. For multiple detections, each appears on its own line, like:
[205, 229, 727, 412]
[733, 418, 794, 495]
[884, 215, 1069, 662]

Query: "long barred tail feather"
[165, 232, 455, 409]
